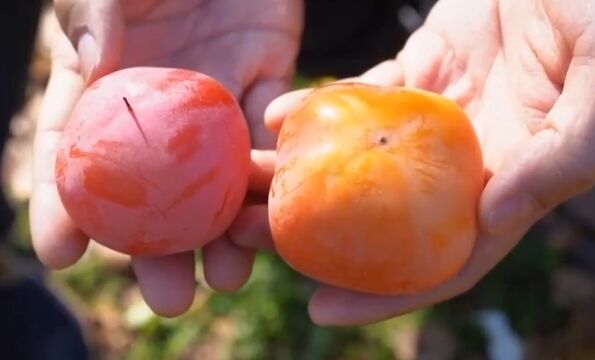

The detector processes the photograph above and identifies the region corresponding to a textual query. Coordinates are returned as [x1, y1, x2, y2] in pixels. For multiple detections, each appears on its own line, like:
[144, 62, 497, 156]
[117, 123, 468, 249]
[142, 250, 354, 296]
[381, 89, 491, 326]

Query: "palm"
[397, 0, 591, 176]
[98, 0, 302, 148]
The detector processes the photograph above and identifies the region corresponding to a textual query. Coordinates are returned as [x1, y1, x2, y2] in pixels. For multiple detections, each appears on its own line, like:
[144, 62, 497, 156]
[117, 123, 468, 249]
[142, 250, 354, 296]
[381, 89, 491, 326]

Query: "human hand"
[30, 0, 302, 316]
[238, 0, 594, 325]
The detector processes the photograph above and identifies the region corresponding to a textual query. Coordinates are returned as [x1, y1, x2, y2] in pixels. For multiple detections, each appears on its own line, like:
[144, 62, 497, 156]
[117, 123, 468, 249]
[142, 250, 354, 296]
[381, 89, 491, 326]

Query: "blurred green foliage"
[46, 226, 569, 360]
[51, 250, 407, 360]
[209, 253, 397, 360]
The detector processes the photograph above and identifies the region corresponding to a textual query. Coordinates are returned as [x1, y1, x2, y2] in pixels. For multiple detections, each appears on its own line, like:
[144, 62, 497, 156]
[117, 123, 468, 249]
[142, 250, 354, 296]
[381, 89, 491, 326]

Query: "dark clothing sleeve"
[0, 0, 45, 238]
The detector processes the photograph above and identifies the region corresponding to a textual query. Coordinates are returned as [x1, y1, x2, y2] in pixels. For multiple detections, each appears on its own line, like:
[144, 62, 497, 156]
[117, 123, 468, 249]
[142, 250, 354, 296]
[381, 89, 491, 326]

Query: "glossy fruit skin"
[269, 83, 484, 295]
[56, 67, 251, 256]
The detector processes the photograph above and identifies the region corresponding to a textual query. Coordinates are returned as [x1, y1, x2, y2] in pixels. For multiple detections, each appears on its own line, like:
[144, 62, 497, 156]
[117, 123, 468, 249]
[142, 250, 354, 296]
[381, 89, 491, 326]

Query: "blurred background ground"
[2, 2, 595, 360]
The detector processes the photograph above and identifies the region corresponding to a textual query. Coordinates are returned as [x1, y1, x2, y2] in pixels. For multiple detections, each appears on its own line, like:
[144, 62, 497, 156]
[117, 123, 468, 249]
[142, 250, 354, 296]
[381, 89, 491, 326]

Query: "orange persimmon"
[56, 67, 251, 256]
[268, 83, 484, 295]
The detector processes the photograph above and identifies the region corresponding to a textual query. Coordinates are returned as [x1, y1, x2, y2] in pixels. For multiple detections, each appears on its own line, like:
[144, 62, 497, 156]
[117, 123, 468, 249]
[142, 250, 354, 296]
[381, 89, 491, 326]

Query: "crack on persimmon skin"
[92, 140, 166, 198]
[73, 143, 225, 219]
[212, 185, 232, 225]
[70, 146, 167, 217]
[71, 146, 151, 202]
[273, 161, 332, 199]
[412, 153, 448, 193]
[71, 144, 160, 189]
[164, 166, 221, 212]
[81, 157, 148, 208]
[270, 157, 296, 198]
[393, 115, 448, 193]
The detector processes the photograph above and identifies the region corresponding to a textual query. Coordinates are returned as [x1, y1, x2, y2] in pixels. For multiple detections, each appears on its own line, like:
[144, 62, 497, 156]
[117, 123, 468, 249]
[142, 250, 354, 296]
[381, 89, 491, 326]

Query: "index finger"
[263, 59, 406, 132]
[264, 89, 311, 133]
[30, 33, 89, 268]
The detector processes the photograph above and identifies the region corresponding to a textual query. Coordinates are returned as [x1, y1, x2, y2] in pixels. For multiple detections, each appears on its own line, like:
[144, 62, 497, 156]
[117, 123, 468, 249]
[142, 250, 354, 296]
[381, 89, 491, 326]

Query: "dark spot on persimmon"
[123, 97, 149, 145]
[123, 97, 133, 112]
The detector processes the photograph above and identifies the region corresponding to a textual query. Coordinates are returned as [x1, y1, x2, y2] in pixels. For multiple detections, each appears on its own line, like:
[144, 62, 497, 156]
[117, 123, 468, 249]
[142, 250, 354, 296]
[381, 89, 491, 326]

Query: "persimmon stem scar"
[123, 97, 149, 145]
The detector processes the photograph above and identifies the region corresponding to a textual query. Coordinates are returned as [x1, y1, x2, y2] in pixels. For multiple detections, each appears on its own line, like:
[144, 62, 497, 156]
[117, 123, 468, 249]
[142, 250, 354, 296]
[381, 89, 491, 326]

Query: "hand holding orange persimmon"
[269, 83, 485, 296]
[229, 0, 595, 325]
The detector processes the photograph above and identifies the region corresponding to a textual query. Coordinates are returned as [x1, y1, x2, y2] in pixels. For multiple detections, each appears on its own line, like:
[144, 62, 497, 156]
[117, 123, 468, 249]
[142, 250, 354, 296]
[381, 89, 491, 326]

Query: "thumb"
[54, 0, 124, 83]
[482, 57, 595, 235]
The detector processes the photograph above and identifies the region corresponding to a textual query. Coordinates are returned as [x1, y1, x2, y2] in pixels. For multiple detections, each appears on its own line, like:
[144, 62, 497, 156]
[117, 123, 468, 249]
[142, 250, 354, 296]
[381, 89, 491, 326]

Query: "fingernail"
[77, 32, 99, 83]
[486, 194, 538, 234]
